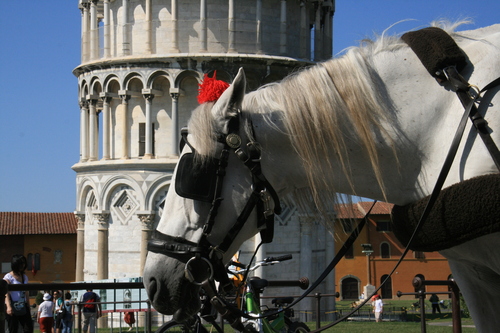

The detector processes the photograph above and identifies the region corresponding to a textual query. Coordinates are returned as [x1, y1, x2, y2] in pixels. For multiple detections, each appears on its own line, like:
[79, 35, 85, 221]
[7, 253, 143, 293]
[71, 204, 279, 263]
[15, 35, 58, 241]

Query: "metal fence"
[1, 281, 456, 333]
[0, 282, 172, 333]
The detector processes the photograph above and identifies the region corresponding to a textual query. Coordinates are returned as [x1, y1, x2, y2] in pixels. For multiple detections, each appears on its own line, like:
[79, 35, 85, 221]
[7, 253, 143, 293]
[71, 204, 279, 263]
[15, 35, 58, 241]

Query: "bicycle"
[156, 254, 309, 333]
[227, 254, 310, 333]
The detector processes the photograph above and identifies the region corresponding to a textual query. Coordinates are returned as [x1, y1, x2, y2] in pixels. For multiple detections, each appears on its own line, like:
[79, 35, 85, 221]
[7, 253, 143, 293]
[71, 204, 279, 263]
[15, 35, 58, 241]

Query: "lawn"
[306, 321, 477, 333]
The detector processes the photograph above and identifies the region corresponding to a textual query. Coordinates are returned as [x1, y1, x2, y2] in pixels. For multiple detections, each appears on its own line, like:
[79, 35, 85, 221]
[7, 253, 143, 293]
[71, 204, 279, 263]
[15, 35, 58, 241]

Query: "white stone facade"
[73, 0, 335, 320]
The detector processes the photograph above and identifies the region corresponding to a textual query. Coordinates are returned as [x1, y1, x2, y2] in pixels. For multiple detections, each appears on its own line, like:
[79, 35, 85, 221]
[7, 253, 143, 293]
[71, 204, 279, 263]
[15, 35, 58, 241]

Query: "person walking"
[124, 311, 135, 331]
[38, 293, 55, 333]
[373, 295, 384, 322]
[430, 293, 441, 314]
[3, 254, 34, 333]
[61, 292, 75, 333]
[80, 289, 102, 333]
[53, 290, 64, 333]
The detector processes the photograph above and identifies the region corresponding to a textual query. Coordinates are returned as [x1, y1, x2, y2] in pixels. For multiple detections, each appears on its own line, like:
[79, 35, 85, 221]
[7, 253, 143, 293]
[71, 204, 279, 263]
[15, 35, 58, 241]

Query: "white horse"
[143, 22, 500, 332]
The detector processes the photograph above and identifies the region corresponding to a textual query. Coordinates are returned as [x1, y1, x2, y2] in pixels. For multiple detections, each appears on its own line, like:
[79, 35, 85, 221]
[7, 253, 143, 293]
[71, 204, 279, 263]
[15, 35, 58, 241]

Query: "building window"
[345, 245, 354, 259]
[139, 123, 155, 157]
[376, 220, 392, 232]
[27, 253, 41, 271]
[380, 243, 390, 258]
[413, 251, 425, 259]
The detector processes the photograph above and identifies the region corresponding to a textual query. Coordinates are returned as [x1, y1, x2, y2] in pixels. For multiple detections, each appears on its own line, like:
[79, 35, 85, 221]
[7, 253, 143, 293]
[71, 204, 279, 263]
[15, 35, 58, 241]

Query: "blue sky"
[0, 1, 498, 213]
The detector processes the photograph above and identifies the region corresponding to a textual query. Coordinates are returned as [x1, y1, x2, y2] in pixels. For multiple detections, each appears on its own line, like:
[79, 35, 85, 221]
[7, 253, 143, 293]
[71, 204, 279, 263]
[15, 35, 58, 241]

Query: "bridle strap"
[203, 149, 229, 235]
[147, 231, 206, 261]
[445, 68, 500, 170]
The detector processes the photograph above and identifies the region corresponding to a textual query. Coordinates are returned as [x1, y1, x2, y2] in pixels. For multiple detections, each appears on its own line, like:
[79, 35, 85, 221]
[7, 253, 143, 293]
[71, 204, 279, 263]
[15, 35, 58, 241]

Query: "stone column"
[80, 101, 89, 162]
[122, 0, 130, 56]
[323, 5, 333, 59]
[228, 0, 236, 53]
[299, 1, 308, 59]
[137, 213, 155, 274]
[170, 90, 179, 156]
[88, 98, 98, 161]
[314, 4, 322, 62]
[119, 91, 130, 159]
[95, 212, 110, 280]
[324, 216, 336, 316]
[103, 0, 111, 58]
[170, 0, 180, 52]
[80, 2, 90, 62]
[280, 0, 287, 55]
[90, 0, 99, 60]
[299, 215, 313, 322]
[143, 93, 154, 158]
[100, 94, 112, 160]
[199, 0, 207, 52]
[255, 0, 263, 54]
[145, 0, 152, 54]
[74, 212, 86, 282]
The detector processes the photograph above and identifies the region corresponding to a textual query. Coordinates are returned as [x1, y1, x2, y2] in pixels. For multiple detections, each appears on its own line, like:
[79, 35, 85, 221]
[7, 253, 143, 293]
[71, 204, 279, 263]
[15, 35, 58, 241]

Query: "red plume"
[197, 71, 230, 104]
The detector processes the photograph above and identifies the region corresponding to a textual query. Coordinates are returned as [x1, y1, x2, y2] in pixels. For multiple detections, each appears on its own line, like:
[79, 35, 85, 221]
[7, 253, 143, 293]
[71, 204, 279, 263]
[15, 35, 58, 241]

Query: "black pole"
[418, 289, 426, 333]
[450, 280, 462, 333]
[315, 293, 321, 329]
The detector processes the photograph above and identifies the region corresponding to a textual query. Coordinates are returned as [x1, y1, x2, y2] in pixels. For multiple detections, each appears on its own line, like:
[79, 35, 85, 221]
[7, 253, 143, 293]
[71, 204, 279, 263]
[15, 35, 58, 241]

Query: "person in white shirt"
[373, 294, 384, 322]
[3, 254, 33, 333]
[38, 293, 55, 333]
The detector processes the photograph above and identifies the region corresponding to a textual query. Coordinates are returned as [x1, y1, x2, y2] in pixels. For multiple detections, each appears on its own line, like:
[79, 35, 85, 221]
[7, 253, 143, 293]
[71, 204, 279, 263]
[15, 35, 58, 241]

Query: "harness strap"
[218, 188, 262, 253]
[203, 149, 229, 235]
[444, 67, 500, 171]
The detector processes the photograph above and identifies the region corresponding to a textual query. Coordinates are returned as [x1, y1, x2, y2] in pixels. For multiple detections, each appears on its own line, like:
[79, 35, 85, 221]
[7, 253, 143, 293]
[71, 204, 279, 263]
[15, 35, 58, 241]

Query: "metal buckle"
[184, 256, 214, 285]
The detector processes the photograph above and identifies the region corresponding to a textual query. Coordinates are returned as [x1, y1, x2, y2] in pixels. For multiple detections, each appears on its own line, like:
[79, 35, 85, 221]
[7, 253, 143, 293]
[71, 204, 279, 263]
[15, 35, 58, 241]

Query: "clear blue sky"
[0, 1, 498, 213]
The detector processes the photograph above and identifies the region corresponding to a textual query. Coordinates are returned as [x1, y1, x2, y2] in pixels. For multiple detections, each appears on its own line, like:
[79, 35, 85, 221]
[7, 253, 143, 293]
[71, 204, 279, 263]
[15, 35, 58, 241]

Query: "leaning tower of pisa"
[72, 0, 335, 311]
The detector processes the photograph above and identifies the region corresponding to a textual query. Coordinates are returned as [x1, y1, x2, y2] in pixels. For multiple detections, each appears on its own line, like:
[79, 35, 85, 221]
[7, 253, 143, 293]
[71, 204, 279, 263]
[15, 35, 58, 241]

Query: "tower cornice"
[73, 54, 314, 77]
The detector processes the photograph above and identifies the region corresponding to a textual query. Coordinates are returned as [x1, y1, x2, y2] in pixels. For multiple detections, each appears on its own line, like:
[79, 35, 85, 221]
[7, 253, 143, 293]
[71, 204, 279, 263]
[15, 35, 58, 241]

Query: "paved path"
[427, 321, 476, 329]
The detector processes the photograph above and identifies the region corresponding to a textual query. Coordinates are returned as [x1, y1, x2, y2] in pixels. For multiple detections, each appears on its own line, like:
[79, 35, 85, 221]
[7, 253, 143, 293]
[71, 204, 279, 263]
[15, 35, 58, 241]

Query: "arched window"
[380, 274, 392, 299]
[380, 242, 390, 258]
[341, 277, 359, 300]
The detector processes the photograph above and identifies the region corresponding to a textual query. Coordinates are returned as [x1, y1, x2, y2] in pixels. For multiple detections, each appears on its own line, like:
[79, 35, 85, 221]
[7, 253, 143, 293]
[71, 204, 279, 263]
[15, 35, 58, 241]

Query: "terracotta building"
[334, 201, 452, 300]
[0, 212, 77, 285]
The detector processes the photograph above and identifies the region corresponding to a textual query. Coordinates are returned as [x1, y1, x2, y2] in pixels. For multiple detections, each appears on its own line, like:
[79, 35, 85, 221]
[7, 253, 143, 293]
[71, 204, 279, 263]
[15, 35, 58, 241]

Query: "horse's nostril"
[146, 277, 158, 300]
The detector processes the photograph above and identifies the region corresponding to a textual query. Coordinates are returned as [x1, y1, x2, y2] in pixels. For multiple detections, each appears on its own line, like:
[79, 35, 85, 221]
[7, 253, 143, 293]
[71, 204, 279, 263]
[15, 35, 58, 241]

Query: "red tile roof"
[0, 212, 77, 235]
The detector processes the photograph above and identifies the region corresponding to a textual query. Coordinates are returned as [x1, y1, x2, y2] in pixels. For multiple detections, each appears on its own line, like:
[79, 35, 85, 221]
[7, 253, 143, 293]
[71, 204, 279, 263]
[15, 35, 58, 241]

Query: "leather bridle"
[147, 110, 281, 291]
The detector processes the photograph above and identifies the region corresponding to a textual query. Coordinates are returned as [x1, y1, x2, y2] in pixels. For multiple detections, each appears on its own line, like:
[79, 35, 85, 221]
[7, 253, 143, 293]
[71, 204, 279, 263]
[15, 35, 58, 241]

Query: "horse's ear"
[211, 68, 246, 129]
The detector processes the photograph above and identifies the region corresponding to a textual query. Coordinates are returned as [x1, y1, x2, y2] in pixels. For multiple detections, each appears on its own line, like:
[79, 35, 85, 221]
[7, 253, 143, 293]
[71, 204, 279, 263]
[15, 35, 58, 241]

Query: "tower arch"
[72, 2, 335, 295]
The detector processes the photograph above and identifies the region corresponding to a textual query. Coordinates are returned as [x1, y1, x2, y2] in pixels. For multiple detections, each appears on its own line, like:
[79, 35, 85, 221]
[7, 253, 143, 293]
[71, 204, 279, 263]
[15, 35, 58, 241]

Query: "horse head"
[143, 68, 279, 321]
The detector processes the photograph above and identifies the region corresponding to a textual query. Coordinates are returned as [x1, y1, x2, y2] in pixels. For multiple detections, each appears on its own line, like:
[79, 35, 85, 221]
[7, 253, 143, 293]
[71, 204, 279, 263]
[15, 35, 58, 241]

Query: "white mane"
[188, 20, 471, 217]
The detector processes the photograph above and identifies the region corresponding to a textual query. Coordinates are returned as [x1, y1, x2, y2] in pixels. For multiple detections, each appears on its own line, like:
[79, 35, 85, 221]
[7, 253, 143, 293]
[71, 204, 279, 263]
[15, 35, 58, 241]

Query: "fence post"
[314, 293, 321, 329]
[449, 280, 462, 333]
[418, 289, 427, 333]
[147, 300, 152, 333]
[78, 303, 82, 333]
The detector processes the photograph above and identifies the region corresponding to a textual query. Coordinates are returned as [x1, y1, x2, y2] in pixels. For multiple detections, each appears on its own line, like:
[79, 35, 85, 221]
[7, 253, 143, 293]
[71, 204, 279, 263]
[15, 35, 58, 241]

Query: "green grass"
[89, 299, 476, 333]
[305, 321, 477, 333]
